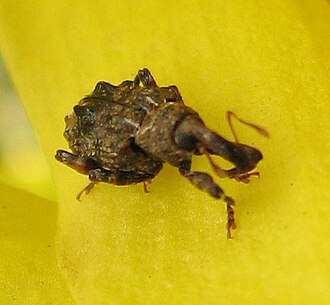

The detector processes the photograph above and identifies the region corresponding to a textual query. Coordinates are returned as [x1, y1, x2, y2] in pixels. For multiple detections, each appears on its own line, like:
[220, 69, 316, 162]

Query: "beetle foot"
[76, 182, 96, 201]
[224, 196, 236, 239]
[143, 181, 152, 193]
[231, 171, 260, 184]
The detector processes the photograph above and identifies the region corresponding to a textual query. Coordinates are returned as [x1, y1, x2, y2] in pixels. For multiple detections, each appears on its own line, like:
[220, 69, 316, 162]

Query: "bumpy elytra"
[55, 68, 268, 238]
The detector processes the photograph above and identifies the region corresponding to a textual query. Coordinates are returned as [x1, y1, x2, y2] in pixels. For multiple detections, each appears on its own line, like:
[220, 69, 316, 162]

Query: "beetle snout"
[248, 146, 263, 163]
[236, 144, 263, 171]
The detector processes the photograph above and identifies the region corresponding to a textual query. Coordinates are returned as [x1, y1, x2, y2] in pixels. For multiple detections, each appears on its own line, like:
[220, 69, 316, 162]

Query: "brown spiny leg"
[179, 160, 236, 238]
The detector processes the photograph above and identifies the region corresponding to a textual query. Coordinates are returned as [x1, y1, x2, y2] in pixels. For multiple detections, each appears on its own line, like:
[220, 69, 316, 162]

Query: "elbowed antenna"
[227, 111, 270, 143]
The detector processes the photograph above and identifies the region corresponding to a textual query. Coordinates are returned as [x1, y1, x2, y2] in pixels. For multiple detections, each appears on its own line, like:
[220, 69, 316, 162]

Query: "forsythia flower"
[0, 1, 329, 304]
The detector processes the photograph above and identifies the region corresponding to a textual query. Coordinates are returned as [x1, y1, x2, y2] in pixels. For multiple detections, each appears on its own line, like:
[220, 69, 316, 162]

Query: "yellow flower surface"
[0, 1, 329, 304]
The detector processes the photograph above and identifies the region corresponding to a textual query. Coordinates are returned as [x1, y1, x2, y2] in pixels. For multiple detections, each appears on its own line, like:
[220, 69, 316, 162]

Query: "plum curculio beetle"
[55, 68, 268, 238]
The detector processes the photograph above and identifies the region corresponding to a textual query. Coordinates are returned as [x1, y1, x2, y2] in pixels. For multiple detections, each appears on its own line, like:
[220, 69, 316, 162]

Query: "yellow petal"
[0, 1, 329, 304]
[0, 183, 75, 304]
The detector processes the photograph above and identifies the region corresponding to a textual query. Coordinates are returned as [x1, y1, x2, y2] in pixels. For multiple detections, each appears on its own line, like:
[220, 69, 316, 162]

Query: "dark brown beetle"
[55, 68, 268, 238]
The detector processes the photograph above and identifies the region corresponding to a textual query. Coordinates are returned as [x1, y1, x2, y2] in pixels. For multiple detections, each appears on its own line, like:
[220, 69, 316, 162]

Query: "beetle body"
[56, 68, 266, 238]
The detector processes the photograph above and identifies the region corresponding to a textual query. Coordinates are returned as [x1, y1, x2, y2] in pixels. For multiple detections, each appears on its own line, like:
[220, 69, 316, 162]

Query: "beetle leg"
[76, 182, 96, 201]
[143, 180, 152, 193]
[179, 161, 236, 238]
[205, 152, 260, 183]
[225, 168, 260, 183]
[225, 198, 236, 239]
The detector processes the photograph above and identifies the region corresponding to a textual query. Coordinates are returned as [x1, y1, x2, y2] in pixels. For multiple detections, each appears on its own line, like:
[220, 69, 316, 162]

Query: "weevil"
[55, 68, 268, 238]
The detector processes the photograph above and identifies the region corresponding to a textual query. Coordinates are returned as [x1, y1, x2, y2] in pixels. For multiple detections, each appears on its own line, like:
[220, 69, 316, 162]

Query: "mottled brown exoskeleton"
[55, 68, 268, 238]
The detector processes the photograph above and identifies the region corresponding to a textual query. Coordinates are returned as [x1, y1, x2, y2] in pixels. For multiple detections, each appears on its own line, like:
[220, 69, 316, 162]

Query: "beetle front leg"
[179, 161, 236, 238]
[224, 168, 260, 183]
[205, 153, 260, 184]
